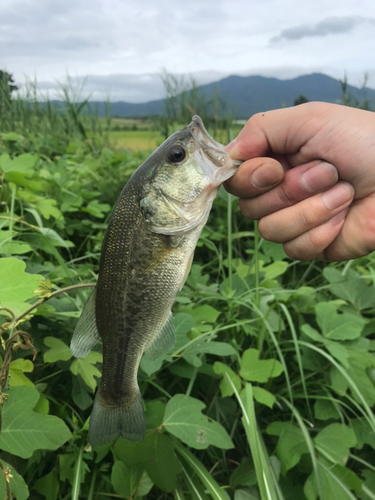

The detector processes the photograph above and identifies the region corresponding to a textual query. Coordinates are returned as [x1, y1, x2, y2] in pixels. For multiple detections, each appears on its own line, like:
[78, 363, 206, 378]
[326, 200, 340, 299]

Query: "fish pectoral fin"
[145, 311, 175, 361]
[70, 287, 100, 358]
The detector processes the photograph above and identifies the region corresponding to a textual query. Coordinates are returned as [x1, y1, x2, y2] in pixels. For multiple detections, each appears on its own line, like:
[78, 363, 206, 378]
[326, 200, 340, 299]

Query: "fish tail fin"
[88, 387, 146, 446]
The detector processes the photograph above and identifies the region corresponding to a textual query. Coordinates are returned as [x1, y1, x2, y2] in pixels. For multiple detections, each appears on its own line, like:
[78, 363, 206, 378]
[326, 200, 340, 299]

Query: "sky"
[1, 0, 375, 102]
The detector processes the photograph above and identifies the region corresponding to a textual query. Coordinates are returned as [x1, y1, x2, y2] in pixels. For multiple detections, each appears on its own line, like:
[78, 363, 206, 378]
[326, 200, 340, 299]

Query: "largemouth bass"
[70, 116, 240, 445]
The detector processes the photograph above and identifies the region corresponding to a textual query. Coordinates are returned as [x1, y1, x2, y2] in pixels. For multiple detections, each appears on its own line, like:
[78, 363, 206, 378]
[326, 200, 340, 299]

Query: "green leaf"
[70, 351, 102, 392]
[137, 432, 181, 492]
[111, 461, 145, 498]
[163, 394, 234, 450]
[0, 385, 71, 458]
[252, 386, 276, 408]
[266, 422, 308, 473]
[230, 458, 257, 487]
[0, 460, 29, 500]
[304, 458, 362, 500]
[0, 257, 44, 316]
[173, 313, 194, 351]
[189, 305, 221, 328]
[33, 470, 59, 500]
[8, 358, 34, 387]
[262, 261, 288, 280]
[213, 361, 241, 397]
[82, 200, 111, 218]
[0, 153, 37, 174]
[314, 399, 340, 421]
[314, 423, 357, 465]
[183, 339, 236, 367]
[240, 349, 283, 383]
[324, 267, 375, 310]
[351, 417, 375, 449]
[44, 337, 72, 363]
[315, 302, 365, 340]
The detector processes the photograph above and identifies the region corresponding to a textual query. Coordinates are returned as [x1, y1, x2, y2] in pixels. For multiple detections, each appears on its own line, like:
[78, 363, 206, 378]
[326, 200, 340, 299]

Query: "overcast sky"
[1, 0, 375, 102]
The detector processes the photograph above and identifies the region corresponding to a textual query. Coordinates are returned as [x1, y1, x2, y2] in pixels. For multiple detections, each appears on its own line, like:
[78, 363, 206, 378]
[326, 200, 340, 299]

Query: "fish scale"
[70, 116, 240, 445]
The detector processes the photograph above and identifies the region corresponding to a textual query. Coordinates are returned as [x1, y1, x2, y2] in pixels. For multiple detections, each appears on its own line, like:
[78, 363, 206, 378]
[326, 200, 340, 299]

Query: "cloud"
[271, 16, 375, 42]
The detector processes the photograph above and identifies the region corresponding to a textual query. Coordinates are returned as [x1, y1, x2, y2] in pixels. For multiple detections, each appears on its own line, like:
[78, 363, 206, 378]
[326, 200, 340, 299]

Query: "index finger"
[226, 102, 330, 162]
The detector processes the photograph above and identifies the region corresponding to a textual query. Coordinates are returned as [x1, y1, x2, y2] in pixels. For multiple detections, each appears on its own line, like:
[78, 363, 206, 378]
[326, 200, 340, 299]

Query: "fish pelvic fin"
[145, 311, 175, 361]
[88, 387, 146, 446]
[71, 287, 100, 358]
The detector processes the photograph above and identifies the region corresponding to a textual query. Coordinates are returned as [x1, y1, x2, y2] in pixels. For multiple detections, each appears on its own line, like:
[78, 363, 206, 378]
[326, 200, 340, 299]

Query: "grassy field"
[108, 123, 243, 151]
[109, 130, 165, 151]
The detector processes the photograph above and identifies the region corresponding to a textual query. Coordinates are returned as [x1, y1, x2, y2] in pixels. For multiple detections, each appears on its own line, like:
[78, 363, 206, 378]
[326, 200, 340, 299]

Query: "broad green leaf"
[0, 257, 44, 316]
[111, 461, 144, 498]
[316, 302, 365, 340]
[183, 340, 236, 367]
[0, 153, 37, 174]
[145, 400, 166, 429]
[113, 439, 145, 466]
[71, 375, 93, 410]
[163, 394, 234, 449]
[140, 354, 165, 376]
[214, 361, 241, 397]
[0, 460, 29, 500]
[234, 488, 260, 500]
[70, 351, 102, 392]
[35, 198, 62, 220]
[44, 337, 72, 363]
[240, 349, 283, 383]
[137, 432, 181, 492]
[173, 312, 194, 351]
[266, 422, 308, 473]
[33, 470, 59, 500]
[314, 399, 340, 421]
[351, 417, 375, 449]
[230, 458, 257, 487]
[0, 385, 71, 458]
[8, 358, 34, 387]
[304, 458, 362, 500]
[33, 394, 50, 415]
[314, 423, 356, 465]
[0, 241, 32, 255]
[262, 261, 288, 280]
[252, 386, 276, 408]
[189, 305, 220, 325]
[82, 199, 111, 218]
[323, 267, 375, 310]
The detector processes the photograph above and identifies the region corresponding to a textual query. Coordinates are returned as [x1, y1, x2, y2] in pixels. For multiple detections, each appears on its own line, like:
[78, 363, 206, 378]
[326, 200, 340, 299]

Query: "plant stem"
[14, 282, 96, 325]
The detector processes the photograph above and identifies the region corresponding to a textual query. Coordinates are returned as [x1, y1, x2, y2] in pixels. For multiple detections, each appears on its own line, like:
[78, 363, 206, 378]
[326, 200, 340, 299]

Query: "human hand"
[225, 102, 375, 261]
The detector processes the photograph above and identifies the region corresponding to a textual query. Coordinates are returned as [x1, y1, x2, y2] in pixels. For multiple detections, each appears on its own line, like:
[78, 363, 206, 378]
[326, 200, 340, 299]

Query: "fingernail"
[329, 207, 349, 225]
[322, 183, 354, 210]
[225, 138, 237, 152]
[300, 162, 338, 193]
[251, 162, 284, 189]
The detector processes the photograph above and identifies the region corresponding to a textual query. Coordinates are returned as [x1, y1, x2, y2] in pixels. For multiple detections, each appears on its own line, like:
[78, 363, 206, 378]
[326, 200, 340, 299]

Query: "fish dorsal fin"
[145, 311, 175, 361]
[70, 288, 100, 358]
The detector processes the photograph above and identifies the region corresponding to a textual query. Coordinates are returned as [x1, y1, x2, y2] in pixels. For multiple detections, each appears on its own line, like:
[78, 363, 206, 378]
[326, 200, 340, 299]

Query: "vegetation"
[0, 74, 375, 500]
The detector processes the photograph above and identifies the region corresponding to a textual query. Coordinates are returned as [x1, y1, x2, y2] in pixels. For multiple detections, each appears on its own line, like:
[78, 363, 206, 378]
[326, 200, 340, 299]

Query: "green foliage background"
[0, 79, 375, 500]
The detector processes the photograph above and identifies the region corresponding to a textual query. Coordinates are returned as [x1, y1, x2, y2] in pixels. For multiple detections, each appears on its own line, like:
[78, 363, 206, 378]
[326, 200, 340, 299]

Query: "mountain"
[87, 73, 375, 118]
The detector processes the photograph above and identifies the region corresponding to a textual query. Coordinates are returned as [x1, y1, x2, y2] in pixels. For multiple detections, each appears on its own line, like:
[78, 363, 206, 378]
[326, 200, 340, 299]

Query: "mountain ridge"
[82, 73, 375, 118]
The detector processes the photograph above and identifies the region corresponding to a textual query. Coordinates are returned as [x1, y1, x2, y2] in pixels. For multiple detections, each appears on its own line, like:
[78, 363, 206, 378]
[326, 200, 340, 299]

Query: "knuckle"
[276, 182, 296, 207]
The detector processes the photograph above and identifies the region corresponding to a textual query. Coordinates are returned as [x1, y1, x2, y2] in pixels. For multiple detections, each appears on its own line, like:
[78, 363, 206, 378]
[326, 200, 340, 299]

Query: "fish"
[70, 115, 240, 446]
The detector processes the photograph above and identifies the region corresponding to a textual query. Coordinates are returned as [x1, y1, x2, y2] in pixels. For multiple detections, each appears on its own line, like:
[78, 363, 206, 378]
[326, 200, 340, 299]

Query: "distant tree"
[341, 73, 371, 110]
[293, 95, 309, 106]
[0, 71, 18, 114]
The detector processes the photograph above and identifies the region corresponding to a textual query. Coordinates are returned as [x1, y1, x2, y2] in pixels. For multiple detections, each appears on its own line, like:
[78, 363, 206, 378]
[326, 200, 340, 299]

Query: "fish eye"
[167, 145, 186, 163]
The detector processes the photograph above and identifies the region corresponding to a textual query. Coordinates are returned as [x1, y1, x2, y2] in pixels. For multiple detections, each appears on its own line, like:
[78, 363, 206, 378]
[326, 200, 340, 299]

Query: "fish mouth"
[188, 115, 242, 171]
